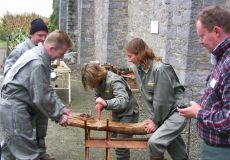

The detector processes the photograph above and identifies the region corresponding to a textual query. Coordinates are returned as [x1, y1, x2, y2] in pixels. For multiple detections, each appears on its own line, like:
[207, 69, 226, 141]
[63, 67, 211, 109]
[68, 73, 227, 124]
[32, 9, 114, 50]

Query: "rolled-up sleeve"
[106, 81, 129, 113]
[29, 64, 64, 122]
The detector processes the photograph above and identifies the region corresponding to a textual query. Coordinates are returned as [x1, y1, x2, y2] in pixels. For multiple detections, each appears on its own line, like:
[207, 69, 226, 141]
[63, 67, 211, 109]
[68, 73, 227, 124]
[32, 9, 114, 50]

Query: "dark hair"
[124, 38, 162, 69]
[81, 64, 108, 90]
[197, 6, 230, 33]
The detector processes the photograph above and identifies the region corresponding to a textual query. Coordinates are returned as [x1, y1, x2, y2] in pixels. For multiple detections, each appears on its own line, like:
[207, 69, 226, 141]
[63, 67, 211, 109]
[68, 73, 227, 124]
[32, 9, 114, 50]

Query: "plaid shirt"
[197, 37, 230, 146]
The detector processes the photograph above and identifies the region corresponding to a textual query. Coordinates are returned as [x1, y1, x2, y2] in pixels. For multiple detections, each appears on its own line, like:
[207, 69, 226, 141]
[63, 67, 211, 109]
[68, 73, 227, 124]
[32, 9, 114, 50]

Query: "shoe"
[40, 153, 55, 160]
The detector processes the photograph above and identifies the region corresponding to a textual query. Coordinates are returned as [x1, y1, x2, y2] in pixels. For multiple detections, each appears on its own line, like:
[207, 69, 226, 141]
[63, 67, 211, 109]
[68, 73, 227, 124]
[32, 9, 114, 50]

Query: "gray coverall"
[4, 37, 35, 76]
[95, 71, 139, 160]
[3, 38, 49, 158]
[0, 44, 65, 160]
[134, 61, 188, 160]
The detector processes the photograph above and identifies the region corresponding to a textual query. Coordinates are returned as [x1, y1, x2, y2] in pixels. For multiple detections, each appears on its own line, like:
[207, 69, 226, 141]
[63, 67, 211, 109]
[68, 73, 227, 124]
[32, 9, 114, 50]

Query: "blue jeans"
[202, 141, 230, 160]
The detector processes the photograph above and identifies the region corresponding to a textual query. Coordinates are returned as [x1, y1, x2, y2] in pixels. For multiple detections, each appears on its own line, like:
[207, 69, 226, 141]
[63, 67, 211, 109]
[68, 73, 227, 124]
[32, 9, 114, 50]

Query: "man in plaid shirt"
[178, 6, 230, 160]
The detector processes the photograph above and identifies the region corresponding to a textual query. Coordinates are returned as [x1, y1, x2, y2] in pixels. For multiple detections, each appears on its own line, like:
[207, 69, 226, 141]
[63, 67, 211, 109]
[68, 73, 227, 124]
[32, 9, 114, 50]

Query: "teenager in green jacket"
[81, 64, 139, 160]
[125, 38, 188, 160]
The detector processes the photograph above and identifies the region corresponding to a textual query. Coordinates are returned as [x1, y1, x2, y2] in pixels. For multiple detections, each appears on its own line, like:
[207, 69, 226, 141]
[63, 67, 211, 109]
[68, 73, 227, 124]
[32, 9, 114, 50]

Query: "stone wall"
[58, 0, 229, 92]
[59, 0, 67, 31]
[126, 0, 192, 85]
[66, 0, 78, 43]
[57, 1, 229, 159]
[186, 0, 229, 98]
[107, 0, 128, 67]
[94, 0, 109, 64]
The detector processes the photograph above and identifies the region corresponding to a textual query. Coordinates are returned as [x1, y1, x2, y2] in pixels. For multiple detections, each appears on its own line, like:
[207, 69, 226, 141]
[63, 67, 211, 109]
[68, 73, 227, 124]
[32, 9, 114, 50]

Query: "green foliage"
[8, 28, 27, 51]
[0, 12, 49, 50]
[0, 39, 6, 48]
[0, 1, 58, 49]
[0, 12, 46, 40]
[48, 0, 58, 31]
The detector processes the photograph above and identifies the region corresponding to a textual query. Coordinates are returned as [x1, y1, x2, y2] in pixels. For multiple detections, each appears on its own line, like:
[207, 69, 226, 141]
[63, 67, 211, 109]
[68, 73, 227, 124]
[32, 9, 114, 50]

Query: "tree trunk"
[69, 113, 147, 135]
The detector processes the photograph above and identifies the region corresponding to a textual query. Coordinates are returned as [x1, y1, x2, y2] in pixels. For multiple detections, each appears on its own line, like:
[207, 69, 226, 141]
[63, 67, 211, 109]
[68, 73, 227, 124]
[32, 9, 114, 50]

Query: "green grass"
[0, 39, 6, 48]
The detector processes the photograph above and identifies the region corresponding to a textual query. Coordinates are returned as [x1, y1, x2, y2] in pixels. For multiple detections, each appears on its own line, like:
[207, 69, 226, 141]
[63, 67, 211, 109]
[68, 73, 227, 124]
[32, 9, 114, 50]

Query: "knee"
[147, 140, 165, 157]
[148, 140, 159, 151]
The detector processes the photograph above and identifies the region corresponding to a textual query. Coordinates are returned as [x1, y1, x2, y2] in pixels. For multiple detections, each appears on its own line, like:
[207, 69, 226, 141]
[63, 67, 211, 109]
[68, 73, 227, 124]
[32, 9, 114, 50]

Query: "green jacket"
[95, 71, 139, 118]
[134, 61, 185, 127]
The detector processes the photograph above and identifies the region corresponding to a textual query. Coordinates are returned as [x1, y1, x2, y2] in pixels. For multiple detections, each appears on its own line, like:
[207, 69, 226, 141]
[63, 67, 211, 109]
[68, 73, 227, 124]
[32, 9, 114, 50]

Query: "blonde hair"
[124, 38, 162, 69]
[81, 64, 108, 90]
[45, 30, 73, 49]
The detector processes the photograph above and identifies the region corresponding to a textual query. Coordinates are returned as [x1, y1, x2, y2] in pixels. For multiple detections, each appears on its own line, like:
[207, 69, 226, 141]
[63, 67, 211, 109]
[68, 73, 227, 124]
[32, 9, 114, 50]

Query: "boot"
[150, 156, 164, 160]
[39, 153, 55, 160]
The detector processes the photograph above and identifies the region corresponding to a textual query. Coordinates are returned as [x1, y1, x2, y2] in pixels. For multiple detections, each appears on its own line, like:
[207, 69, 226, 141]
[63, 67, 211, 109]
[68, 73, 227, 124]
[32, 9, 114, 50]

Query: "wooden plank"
[85, 139, 148, 149]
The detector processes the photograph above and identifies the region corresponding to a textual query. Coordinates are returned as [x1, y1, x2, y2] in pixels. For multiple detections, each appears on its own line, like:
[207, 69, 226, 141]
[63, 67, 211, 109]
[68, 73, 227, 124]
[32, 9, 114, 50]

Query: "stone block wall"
[57, 1, 229, 159]
[94, 0, 109, 64]
[58, 0, 229, 94]
[79, 0, 95, 64]
[186, 0, 229, 99]
[59, 0, 67, 31]
[66, 0, 78, 44]
[106, 0, 128, 67]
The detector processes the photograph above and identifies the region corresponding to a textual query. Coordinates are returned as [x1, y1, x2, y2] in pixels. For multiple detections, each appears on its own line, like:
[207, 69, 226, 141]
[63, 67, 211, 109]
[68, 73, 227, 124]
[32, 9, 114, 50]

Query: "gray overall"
[0, 45, 64, 160]
[3, 38, 48, 158]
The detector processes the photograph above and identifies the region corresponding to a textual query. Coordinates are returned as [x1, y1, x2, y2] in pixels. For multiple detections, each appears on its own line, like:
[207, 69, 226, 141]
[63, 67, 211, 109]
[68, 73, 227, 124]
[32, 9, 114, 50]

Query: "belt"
[205, 141, 230, 148]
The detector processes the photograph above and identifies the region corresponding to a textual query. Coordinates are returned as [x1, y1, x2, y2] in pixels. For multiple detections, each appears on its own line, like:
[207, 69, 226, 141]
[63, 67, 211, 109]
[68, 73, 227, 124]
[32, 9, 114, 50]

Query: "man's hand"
[177, 101, 202, 118]
[60, 107, 73, 126]
[59, 114, 72, 126]
[144, 118, 156, 133]
[63, 107, 72, 116]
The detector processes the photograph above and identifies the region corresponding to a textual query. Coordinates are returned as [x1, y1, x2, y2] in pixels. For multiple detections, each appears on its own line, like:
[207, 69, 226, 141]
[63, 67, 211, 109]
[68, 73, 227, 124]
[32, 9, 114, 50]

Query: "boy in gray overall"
[3, 18, 54, 160]
[0, 30, 73, 160]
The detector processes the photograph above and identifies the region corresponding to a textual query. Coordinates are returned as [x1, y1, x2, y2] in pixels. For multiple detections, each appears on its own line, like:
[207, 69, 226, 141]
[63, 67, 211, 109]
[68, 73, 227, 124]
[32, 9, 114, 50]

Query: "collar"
[210, 54, 217, 65]
[26, 37, 36, 48]
[136, 64, 150, 73]
[212, 36, 230, 62]
[37, 43, 51, 66]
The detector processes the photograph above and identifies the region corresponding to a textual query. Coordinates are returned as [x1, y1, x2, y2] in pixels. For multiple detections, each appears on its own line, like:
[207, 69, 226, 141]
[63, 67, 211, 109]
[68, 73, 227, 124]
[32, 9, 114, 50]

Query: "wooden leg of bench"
[106, 148, 110, 160]
[85, 120, 90, 160]
[85, 146, 89, 160]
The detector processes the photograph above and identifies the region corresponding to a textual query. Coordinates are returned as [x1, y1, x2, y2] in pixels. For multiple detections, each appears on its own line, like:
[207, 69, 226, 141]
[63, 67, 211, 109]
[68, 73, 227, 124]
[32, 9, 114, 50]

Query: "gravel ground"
[0, 48, 202, 160]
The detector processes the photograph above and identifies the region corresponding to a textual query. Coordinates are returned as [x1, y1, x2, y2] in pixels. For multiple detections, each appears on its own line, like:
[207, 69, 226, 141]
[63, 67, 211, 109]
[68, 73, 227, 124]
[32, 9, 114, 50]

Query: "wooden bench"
[84, 120, 148, 160]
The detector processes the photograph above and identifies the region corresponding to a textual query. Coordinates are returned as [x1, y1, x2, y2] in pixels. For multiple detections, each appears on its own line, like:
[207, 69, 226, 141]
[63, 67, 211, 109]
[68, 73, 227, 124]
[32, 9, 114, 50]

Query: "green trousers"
[148, 112, 188, 160]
